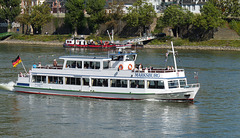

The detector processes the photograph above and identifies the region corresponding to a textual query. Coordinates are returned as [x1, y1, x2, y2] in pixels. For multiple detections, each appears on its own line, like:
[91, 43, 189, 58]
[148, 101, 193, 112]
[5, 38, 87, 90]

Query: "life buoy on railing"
[119, 64, 123, 70]
[128, 64, 133, 70]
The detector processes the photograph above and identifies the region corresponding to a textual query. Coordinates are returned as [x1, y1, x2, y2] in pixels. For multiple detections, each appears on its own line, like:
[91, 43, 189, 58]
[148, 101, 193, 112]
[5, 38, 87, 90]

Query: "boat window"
[84, 61, 100, 69]
[168, 80, 179, 89]
[95, 62, 100, 69]
[103, 61, 109, 69]
[111, 79, 127, 88]
[48, 76, 63, 84]
[180, 80, 186, 88]
[66, 77, 81, 85]
[32, 75, 46, 83]
[112, 55, 123, 61]
[133, 55, 136, 61]
[130, 80, 144, 88]
[76, 61, 82, 68]
[148, 80, 164, 89]
[92, 78, 108, 87]
[84, 61, 90, 69]
[83, 78, 89, 86]
[66, 61, 82, 69]
[126, 55, 136, 61]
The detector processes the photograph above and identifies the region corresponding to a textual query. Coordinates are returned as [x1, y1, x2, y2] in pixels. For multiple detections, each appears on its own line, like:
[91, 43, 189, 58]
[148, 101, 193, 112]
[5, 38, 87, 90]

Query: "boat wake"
[0, 81, 15, 91]
[145, 98, 161, 102]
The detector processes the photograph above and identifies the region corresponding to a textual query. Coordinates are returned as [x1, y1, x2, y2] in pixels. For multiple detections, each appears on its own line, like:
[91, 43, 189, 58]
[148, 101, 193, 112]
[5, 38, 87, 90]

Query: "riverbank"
[1, 39, 240, 51]
[0, 39, 63, 46]
[145, 45, 240, 51]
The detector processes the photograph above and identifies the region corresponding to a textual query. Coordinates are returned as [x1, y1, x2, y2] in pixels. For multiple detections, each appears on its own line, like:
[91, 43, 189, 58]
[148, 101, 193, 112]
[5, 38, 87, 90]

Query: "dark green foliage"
[86, 0, 106, 32]
[124, 0, 156, 36]
[193, 2, 223, 30]
[16, 0, 32, 34]
[229, 20, 240, 36]
[30, 3, 52, 34]
[0, 0, 21, 31]
[156, 2, 225, 41]
[105, 1, 125, 34]
[210, 0, 240, 18]
[16, 1, 52, 34]
[189, 2, 224, 41]
[65, 0, 86, 35]
[155, 17, 165, 33]
[161, 5, 194, 38]
[0, 0, 21, 22]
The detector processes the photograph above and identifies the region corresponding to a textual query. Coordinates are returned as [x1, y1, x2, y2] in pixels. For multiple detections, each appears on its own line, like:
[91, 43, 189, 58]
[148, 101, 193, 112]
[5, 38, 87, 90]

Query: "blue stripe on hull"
[16, 83, 29, 86]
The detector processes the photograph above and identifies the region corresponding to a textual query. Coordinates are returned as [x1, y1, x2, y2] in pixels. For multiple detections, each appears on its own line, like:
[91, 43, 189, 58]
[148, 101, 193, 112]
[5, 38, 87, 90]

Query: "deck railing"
[18, 73, 29, 78]
[133, 68, 184, 73]
[35, 64, 63, 70]
[186, 83, 200, 88]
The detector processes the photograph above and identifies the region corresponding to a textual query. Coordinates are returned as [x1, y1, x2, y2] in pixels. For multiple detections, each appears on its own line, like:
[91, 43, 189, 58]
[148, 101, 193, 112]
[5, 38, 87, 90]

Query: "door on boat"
[81, 77, 91, 92]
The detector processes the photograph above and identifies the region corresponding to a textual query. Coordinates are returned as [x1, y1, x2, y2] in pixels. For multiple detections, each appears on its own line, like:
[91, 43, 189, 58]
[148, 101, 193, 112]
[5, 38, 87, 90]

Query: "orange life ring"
[119, 64, 123, 70]
[128, 64, 133, 70]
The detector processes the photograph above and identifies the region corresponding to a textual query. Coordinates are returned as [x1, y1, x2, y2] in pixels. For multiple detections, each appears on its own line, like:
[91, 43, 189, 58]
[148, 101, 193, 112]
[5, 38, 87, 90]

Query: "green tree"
[124, 0, 156, 36]
[229, 20, 240, 36]
[162, 5, 194, 38]
[30, 3, 52, 34]
[193, 2, 223, 30]
[191, 2, 224, 41]
[65, 0, 86, 35]
[210, 0, 240, 18]
[16, 0, 32, 34]
[86, 0, 106, 33]
[0, 0, 21, 32]
[105, 1, 125, 34]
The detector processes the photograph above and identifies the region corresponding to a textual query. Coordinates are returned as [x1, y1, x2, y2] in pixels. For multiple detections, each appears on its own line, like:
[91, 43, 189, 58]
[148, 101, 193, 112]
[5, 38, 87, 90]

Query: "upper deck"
[30, 47, 185, 79]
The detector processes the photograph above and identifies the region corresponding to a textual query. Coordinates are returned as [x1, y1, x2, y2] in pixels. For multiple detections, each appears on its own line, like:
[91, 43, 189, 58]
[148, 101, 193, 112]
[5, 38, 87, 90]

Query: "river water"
[0, 44, 239, 137]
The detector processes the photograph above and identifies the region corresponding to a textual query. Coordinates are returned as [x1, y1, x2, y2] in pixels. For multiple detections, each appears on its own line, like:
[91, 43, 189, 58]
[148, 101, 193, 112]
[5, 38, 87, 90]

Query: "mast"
[171, 41, 178, 72]
[107, 30, 112, 43]
[112, 30, 114, 43]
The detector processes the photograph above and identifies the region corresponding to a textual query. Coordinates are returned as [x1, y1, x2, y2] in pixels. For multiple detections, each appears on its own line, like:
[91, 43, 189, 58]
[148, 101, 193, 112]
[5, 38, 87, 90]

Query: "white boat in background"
[63, 30, 132, 49]
[14, 42, 200, 102]
[63, 38, 132, 49]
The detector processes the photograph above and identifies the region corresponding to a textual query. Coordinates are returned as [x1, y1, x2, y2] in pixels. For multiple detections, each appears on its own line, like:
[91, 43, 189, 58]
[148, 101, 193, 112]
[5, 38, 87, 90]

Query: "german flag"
[12, 55, 22, 67]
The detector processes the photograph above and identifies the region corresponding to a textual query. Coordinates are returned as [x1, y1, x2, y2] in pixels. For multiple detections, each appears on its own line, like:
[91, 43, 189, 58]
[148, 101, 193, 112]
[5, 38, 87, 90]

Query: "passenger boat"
[14, 42, 200, 102]
[63, 37, 132, 49]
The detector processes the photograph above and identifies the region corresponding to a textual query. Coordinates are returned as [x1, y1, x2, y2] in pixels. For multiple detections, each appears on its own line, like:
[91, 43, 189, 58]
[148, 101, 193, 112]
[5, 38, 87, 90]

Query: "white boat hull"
[14, 85, 199, 102]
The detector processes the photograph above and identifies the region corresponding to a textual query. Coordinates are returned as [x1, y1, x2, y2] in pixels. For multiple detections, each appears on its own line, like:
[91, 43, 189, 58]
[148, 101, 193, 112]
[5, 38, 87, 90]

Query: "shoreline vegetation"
[0, 35, 239, 51]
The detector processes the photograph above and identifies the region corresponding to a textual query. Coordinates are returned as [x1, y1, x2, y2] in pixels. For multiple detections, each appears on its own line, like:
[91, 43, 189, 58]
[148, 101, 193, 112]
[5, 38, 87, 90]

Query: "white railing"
[133, 68, 184, 73]
[186, 83, 200, 88]
[18, 73, 29, 78]
[34, 64, 63, 70]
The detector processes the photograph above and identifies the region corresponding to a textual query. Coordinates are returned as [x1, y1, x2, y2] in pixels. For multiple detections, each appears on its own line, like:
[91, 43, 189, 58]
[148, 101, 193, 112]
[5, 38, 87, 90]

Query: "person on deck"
[139, 64, 142, 71]
[33, 63, 37, 68]
[38, 62, 41, 67]
[53, 59, 57, 67]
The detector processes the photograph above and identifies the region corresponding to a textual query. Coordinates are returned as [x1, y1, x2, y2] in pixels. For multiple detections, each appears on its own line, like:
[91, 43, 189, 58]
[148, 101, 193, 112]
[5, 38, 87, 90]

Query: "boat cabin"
[60, 56, 112, 70]
[59, 49, 137, 71]
[109, 50, 137, 70]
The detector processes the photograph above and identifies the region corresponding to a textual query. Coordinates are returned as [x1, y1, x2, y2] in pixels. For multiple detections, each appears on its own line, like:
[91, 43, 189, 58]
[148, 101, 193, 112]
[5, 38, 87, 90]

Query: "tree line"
[0, 0, 239, 41]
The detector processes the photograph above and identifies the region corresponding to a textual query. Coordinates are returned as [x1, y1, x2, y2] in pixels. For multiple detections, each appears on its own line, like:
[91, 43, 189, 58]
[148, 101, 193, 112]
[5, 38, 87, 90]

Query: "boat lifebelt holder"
[128, 64, 133, 70]
[119, 64, 123, 70]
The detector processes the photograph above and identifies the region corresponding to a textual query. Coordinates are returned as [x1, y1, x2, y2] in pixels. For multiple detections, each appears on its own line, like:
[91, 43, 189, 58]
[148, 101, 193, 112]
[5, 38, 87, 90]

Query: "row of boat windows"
[66, 61, 109, 69]
[32, 75, 186, 89]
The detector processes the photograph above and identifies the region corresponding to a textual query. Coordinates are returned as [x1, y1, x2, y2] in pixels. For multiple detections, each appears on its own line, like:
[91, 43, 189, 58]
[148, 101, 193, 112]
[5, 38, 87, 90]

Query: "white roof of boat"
[59, 56, 111, 61]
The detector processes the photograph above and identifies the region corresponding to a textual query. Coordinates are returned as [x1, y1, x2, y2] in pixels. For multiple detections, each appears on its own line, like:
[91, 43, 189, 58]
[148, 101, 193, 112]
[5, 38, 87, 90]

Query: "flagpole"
[21, 61, 28, 74]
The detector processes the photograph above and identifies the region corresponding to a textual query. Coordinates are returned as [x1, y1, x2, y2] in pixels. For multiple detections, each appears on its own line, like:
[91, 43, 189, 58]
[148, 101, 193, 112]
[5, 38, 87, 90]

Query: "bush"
[229, 20, 240, 36]
[10, 34, 72, 42]
[173, 39, 184, 46]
